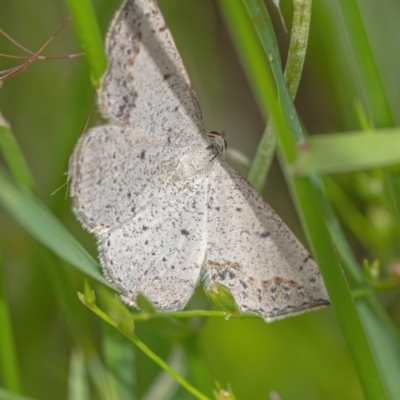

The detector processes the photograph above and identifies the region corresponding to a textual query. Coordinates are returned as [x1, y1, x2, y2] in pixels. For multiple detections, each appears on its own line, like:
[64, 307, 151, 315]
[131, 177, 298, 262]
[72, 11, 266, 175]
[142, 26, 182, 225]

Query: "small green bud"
[204, 283, 240, 317]
[363, 259, 380, 282]
[82, 279, 96, 307]
[214, 381, 237, 400]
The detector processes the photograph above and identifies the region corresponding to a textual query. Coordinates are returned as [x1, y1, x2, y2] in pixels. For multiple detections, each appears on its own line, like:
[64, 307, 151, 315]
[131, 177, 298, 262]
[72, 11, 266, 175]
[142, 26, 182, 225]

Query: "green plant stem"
[80, 290, 210, 400]
[0, 254, 22, 394]
[65, 0, 107, 87]
[132, 337, 209, 400]
[131, 309, 259, 322]
[246, 0, 313, 190]
[218, 0, 296, 169]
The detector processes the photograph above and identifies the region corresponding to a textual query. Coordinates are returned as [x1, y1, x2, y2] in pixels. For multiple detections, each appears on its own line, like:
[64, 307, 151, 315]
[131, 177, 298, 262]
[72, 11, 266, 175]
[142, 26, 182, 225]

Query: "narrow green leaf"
[357, 302, 400, 400]
[333, 1, 393, 127]
[141, 346, 186, 400]
[68, 348, 90, 400]
[293, 128, 400, 175]
[65, 0, 107, 87]
[103, 324, 136, 400]
[0, 121, 35, 194]
[240, 0, 305, 142]
[0, 388, 37, 400]
[0, 254, 21, 394]
[0, 169, 112, 288]
[324, 177, 388, 252]
[217, 0, 295, 164]
[245, 0, 313, 191]
[313, 175, 400, 400]
[291, 178, 387, 400]
[85, 353, 120, 400]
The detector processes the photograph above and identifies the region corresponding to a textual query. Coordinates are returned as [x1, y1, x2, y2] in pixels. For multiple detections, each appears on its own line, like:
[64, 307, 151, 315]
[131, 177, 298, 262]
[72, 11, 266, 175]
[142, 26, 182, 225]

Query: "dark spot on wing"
[218, 269, 228, 280]
[303, 254, 313, 263]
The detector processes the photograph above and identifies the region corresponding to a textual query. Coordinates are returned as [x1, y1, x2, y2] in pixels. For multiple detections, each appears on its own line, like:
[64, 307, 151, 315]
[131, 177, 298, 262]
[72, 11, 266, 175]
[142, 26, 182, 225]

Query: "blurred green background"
[1, 0, 400, 399]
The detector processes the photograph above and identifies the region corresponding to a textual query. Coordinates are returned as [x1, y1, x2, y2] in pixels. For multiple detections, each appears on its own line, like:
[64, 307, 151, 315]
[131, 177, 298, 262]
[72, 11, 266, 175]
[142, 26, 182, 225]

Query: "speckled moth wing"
[204, 162, 330, 322]
[99, 0, 205, 146]
[101, 174, 209, 311]
[70, 125, 179, 233]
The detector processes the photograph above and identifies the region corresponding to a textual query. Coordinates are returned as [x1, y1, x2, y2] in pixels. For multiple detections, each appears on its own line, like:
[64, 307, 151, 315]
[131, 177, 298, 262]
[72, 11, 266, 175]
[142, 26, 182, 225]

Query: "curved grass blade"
[65, 0, 107, 87]
[0, 253, 21, 394]
[0, 169, 112, 288]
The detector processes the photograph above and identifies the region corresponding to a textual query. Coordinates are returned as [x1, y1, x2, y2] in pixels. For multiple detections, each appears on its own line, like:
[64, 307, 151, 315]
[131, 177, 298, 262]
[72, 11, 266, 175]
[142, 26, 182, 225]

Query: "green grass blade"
[246, 0, 312, 190]
[0, 120, 35, 194]
[0, 254, 21, 394]
[223, 1, 389, 398]
[330, 1, 400, 245]
[357, 302, 400, 400]
[85, 352, 120, 400]
[290, 177, 387, 400]
[0, 388, 38, 400]
[283, 0, 312, 100]
[103, 323, 136, 400]
[324, 177, 387, 252]
[240, 0, 304, 143]
[314, 178, 400, 399]
[293, 128, 400, 175]
[217, 0, 296, 164]
[0, 169, 112, 288]
[141, 346, 185, 400]
[332, 1, 393, 127]
[384, 172, 400, 230]
[68, 348, 90, 400]
[65, 0, 107, 87]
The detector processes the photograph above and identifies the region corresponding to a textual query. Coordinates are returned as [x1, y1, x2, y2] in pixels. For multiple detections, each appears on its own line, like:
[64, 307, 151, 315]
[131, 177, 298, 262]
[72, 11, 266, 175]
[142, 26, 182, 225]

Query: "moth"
[69, 0, 329, 322]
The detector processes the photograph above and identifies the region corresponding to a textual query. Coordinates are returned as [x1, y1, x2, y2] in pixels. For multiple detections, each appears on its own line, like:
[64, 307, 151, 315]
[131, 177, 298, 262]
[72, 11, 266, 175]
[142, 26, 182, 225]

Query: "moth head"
[206, 130, 227, 160]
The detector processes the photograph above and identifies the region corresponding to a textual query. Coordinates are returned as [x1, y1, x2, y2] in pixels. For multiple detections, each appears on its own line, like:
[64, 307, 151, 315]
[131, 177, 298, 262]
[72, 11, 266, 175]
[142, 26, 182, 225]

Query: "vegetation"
[1, 0, 400, 399]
